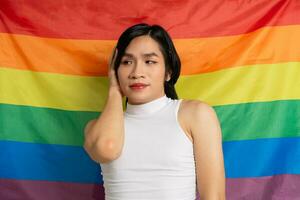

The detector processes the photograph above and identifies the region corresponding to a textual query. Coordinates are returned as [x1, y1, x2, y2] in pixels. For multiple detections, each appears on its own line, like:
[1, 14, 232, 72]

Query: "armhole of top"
[174, 99, 194, 144]
[175, 99, 183, 121]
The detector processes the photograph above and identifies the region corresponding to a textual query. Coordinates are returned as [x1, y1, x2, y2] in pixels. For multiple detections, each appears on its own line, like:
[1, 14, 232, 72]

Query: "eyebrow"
[123, 52, 159, 58]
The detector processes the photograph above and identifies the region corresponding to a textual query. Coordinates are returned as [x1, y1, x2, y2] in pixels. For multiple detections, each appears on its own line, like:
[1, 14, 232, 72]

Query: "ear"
[165, 71, 171, 82]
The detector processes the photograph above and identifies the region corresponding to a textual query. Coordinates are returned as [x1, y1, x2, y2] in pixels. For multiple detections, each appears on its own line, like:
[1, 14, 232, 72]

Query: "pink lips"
[129, 83, 149, 90]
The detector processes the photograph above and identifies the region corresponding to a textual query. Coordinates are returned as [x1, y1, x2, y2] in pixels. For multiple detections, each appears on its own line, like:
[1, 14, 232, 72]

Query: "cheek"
[117, 68, 126, 82]
[150, 67, 166, 82]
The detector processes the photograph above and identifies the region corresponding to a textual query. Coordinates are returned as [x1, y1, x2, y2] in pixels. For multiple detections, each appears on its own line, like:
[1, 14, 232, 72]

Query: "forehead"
[124, 36, 163, 57]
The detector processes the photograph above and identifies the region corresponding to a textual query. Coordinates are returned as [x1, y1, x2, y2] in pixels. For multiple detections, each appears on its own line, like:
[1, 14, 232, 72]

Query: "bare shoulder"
[178, 99, 220, 138]
[181, 100, 225, 197]
[179, 99, 216, 119]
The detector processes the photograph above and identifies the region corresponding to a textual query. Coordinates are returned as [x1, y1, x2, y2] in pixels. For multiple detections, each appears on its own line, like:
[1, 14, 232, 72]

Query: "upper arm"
[84, 119, 97, 137]
[187, 101, 226, 199]
[83, 119, 98, 157]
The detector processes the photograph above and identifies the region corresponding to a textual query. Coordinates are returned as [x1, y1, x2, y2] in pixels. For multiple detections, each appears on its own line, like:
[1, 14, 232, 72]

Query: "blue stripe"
[0, 141, 101, 183]
[0, 137, 300, 182]
[223, 137, 300, 178]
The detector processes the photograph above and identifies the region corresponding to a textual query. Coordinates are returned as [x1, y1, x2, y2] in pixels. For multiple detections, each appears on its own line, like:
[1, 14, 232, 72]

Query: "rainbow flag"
[1, 1, 300, 199]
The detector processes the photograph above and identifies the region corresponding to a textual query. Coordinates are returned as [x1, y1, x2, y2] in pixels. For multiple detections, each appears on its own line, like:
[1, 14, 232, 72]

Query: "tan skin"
[84, 35, 226, 199]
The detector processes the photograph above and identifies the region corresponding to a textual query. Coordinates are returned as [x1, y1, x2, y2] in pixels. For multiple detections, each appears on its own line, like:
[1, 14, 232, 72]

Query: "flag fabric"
[0, 0, 300, 199]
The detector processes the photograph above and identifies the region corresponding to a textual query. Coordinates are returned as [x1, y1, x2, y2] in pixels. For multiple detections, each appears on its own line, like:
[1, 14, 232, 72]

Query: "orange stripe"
[0, 33, 113, 76]
[177, 25, 300, 74]
[1, 25, 299, 76]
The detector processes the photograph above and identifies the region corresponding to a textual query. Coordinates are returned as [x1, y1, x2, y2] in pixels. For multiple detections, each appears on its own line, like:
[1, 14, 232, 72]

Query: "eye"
[146, 60, 157, 65]
[121, 60, 133, 65]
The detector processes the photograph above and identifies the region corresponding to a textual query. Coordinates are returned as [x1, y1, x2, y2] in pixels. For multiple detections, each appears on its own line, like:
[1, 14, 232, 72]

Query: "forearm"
[84, 88, 124, 162]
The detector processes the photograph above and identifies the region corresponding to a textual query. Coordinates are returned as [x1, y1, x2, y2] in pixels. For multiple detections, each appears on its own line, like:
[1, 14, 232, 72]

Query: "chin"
[127, 97, 149, 105]
[125, 93, 152, 105]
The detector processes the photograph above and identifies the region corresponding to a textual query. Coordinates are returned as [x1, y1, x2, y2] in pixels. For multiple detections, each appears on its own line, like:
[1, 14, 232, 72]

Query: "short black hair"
[114, 23, 181, 99]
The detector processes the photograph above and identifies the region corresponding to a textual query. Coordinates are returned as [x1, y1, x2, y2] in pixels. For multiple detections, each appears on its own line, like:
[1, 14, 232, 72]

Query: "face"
[117, 35, 170, 105]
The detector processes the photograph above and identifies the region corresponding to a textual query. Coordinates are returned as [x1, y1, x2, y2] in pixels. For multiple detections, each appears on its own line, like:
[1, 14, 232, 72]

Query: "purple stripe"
[0, 178, 104, 200]
[1, 175, 299, 199]
[226, 174, 300, 200]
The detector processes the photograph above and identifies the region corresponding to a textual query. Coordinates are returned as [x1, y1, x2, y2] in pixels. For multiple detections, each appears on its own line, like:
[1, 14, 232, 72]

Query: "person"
[83, 23, 225, 200]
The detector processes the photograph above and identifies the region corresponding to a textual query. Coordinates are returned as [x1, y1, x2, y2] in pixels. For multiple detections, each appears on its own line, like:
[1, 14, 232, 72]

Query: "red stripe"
[0, 0, 299, 39]
[0, 178, 104, 200]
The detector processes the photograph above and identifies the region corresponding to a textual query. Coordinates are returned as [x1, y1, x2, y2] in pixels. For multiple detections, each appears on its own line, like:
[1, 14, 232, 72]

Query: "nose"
[128, 61, 145, 79]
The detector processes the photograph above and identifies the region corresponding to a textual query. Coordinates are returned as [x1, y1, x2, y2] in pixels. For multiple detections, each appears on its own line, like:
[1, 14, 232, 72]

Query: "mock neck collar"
[125, 95, 170, 116]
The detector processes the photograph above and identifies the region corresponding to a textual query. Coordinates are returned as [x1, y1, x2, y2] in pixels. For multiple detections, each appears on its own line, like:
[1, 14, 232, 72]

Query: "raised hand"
[108, 47, 123, 96]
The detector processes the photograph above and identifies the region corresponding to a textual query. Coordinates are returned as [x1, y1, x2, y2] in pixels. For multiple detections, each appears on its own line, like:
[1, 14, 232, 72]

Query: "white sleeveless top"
[100, 95, 197, 200]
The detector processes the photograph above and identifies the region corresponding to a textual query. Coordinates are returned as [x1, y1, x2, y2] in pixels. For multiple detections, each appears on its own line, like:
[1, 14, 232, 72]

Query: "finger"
[109, 46, 118, 70]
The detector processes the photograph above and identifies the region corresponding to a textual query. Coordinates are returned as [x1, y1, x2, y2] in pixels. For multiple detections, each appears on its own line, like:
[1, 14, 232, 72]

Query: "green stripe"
[1, 100, 299, 146]
[215, 100, 300, 141]
[0, 104, 99, 146]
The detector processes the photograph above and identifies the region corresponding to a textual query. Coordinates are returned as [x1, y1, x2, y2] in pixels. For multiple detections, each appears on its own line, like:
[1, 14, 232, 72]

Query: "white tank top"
[100, 95, 197, 200]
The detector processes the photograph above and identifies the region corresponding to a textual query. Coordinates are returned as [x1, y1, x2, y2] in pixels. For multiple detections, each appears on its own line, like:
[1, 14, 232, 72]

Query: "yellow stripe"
[177, 62, 300, 106]
[1, 62, 299, 111]
[0, 68, 108, 111]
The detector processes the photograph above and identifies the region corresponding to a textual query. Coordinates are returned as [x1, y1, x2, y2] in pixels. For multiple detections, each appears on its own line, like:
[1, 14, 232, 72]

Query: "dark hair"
[114, 23, 181, 99]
